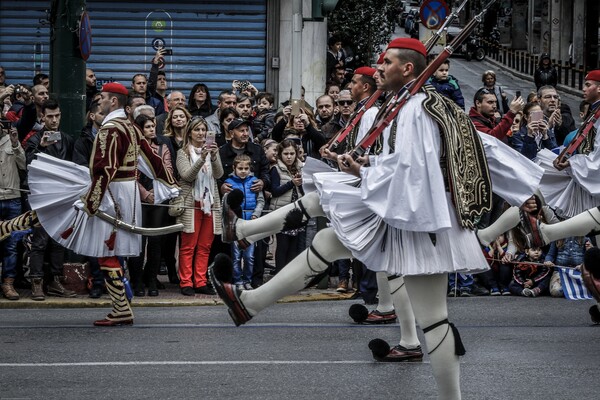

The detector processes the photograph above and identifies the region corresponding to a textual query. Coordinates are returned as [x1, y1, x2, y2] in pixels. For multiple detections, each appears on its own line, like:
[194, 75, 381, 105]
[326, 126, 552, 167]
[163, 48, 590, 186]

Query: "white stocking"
[540, 207, 600, 243]
[476, 206, 520, 246]
[237, 192, 326, 243]
[404, 274, 461, 400]
[389, 275, 420, 348]
[375, 272, 394, 313]
[241, 227, 351, 315]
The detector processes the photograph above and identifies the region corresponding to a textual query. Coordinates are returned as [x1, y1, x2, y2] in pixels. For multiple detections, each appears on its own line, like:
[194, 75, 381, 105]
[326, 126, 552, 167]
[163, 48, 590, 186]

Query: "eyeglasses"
[337, 100, 353, 106]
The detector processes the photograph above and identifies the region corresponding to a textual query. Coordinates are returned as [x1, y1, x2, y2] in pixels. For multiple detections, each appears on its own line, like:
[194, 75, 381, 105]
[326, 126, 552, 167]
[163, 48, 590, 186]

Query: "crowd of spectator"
[0, 36, 593, 304]
[424, 57, 592, 298]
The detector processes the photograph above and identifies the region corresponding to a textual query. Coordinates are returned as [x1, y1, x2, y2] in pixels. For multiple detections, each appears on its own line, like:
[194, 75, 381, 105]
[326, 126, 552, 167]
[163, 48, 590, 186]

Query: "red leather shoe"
[209, 256, 252, 327]
[364, 310, 397, 325]
[93, 318, 133, 327]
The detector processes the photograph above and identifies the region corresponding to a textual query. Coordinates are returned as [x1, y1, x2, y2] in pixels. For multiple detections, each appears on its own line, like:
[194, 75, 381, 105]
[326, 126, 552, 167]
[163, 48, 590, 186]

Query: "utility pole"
[291, 0, 303, 100]
[50, 0, 86, 138]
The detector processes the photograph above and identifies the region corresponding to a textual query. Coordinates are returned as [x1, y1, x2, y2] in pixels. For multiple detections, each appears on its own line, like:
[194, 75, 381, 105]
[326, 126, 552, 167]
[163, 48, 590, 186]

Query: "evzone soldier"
[210, 38, 541, 399]
[25, 82, 179, 326]
[318, 63, 423, 362]
[476, 70, 600, 323]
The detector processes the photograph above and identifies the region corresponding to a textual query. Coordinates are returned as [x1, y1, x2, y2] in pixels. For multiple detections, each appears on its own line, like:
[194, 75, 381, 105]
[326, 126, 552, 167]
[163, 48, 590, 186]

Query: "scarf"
[189, 145, 214, 214]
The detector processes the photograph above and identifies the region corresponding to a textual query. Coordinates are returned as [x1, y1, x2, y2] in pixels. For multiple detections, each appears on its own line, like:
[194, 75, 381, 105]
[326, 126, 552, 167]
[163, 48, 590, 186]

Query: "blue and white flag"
[558, 267, 593, 300]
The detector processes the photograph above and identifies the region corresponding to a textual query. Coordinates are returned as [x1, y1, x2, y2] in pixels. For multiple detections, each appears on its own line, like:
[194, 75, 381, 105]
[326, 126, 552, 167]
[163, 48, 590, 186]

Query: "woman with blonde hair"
[176, 116, 224, 296]
[480, 70, 509, 117]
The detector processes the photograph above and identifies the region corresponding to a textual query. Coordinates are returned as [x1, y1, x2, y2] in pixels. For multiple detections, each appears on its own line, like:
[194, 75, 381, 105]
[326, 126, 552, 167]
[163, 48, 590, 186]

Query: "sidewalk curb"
[0, 290, 356, 309]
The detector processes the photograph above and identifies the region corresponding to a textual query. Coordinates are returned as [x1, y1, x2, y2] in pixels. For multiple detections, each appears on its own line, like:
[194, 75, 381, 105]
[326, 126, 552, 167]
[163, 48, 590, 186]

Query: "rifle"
[346, 0, 497, 162]
[555, 105, 600, 165]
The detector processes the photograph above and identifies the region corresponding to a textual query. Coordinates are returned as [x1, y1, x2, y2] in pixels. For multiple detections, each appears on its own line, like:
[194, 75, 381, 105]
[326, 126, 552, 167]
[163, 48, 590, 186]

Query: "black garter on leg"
[303, 244, 332, 288]
[422, 318, 466, 356]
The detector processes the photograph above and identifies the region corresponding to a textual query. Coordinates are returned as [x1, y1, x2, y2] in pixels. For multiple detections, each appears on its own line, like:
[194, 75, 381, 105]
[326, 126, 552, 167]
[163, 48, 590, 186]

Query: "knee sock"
[476, 206, 520, 246]
[541, 207, 600, 243]
[375, 272, 394, 313]
[241, 227, 351, 315]
[389, 275, 420, 349]
[104, 269, 133, 320]
[238, 192, 325, 244]
[0, 211, 38, 242]
[404, 274, 461, 400]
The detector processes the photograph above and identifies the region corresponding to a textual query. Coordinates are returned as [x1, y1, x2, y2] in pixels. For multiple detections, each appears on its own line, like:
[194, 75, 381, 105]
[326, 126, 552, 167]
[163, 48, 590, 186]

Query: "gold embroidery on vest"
[89, 176, 104, 212]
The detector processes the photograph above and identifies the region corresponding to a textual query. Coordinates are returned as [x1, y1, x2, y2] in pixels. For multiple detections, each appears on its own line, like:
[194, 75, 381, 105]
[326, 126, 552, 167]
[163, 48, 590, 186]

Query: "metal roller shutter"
[0, 0, 267, 98]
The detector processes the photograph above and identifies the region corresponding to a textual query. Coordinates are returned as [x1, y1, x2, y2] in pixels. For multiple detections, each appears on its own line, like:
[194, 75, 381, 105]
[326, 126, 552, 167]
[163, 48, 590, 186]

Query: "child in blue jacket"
[427, 60, 465, 110]
[225, 154, 265, 288]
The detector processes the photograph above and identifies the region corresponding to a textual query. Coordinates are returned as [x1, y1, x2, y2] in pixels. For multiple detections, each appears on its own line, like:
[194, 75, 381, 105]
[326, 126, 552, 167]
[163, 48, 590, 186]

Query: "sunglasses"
[337, 100, 353, 106]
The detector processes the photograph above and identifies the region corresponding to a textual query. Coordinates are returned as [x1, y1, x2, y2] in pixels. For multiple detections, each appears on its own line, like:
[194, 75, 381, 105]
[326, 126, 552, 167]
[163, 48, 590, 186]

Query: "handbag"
[168, 187, 191, 217]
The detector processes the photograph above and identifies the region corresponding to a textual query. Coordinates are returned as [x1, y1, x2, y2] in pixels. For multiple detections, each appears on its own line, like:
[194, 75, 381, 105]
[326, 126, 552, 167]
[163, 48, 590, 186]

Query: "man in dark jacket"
[219, 118, 271, 194]
[218, 118, 271, 288]
[24, 99, 75, 301]
[72, 100, 106, 298]
[73, 100, 104, 166]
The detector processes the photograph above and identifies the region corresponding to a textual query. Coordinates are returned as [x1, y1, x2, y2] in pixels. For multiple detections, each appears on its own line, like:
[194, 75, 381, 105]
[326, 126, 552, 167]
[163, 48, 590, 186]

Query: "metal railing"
[482, 39, 587, 91]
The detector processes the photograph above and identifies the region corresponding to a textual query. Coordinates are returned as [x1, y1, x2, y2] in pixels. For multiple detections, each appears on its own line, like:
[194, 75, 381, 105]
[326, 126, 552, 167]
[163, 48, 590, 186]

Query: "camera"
[46, 131, 62, 142]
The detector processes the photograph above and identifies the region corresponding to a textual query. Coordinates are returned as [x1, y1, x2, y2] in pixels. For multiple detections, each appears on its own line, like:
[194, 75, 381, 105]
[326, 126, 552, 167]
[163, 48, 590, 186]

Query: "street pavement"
[0, 296, 598, 399]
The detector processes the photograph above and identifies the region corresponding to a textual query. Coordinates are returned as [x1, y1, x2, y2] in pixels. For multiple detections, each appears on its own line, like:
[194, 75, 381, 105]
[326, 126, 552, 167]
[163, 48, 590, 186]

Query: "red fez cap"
[386, 38, 427, 57]
[354, 66, 376, 77]
[377, 52, 386, 65]
[585, 70, 600, 82]
[102, 82, 129, 96]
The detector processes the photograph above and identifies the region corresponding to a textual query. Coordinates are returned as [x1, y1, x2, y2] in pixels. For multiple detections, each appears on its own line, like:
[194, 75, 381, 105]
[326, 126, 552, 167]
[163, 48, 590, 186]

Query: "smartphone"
[205, 130, 216, 146]
[46, 131, 62, 142]
[291, 99, 301, 116]
[530, 110, 543, 122]
[163, 48, 173, 56]
[515, 90, 521, 99]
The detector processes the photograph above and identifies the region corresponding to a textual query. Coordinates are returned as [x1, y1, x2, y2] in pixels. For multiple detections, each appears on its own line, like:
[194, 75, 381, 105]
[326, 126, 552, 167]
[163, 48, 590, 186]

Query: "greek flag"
[558, 267, 593, 300]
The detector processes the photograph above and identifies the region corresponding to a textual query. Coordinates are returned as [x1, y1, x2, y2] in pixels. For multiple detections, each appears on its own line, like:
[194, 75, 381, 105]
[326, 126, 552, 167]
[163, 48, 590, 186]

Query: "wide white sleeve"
[359, 96, 453, 233]
[567, 119, 600, 196]
[138, 156, 180, 204]
[478, 131, 543, 206]
[355, 106, 378, 144]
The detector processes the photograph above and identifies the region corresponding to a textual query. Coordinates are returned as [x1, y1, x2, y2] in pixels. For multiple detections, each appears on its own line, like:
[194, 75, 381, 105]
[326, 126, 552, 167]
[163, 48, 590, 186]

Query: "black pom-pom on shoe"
[211, 253, 234, 284]
[368, 338, 391, 360]
[282, 208, 307, 231]
[227, 189, 244, 217]
[589, 305, 600, 325]
[584, 247, 600, 280]
[348, 303, 369, 323]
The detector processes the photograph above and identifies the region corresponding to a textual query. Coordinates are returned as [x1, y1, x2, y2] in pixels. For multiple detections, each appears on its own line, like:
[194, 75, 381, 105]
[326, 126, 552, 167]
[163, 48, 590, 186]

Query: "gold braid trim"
[576, 116, 597, 156]
[421, 85, 492, 230]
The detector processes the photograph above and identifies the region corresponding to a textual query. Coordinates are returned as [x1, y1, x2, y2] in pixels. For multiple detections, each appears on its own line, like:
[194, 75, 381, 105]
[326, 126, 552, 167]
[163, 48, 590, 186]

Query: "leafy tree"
[328, 0, 399, 66]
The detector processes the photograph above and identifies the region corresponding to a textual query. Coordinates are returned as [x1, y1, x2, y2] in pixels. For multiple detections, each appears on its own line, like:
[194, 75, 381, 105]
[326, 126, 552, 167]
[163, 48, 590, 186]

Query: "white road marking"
[0, 360, 404, 367]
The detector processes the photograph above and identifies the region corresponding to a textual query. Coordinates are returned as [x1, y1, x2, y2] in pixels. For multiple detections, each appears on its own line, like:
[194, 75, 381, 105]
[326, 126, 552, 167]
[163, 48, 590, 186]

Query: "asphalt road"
[1, 297, 598, 399]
